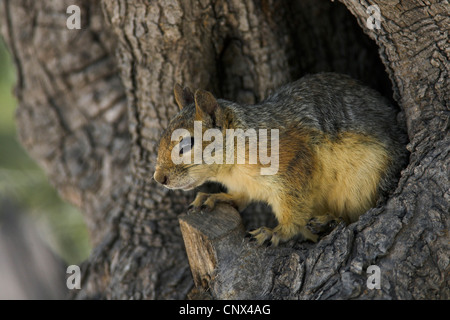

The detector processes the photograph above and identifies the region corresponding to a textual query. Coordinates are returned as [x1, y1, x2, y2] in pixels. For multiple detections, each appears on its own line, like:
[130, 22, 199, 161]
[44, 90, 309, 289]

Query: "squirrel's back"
[231, 73, 402, 140]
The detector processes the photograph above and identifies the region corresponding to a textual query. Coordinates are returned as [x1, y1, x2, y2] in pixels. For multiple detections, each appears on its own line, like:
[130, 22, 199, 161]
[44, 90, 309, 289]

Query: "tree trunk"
[0, 0, 448, 299]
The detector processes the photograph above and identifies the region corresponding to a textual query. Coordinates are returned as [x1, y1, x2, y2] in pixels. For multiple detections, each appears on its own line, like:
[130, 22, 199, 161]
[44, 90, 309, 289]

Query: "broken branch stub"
[179, 204, 245, 289]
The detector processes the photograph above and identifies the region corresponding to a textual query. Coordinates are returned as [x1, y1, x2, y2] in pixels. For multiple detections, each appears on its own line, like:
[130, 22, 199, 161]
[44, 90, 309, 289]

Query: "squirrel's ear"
[174, 83, 194, 110]
[194, 89, 219, 121]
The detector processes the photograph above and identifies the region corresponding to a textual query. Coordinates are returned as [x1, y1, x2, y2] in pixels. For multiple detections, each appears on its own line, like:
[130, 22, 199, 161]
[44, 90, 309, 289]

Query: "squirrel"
[153, 73, 408, 246]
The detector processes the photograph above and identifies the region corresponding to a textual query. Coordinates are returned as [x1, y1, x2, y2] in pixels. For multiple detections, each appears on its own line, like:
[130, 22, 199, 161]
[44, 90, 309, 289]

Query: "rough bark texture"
[0, 0, 448, 299]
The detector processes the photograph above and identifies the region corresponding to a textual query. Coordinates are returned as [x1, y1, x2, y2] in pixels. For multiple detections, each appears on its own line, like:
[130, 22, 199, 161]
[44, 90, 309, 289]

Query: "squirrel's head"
[153, 84, 227, 190]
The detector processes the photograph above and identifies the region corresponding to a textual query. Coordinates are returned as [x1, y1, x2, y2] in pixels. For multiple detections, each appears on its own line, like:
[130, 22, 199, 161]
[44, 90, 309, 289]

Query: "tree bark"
[0, 0, 448, 299]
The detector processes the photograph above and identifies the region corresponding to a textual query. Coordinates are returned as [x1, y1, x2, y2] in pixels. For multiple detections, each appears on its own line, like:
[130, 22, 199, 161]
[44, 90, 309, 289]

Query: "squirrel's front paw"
[189, 192, 213, 212]
[189, 192, 239, 213]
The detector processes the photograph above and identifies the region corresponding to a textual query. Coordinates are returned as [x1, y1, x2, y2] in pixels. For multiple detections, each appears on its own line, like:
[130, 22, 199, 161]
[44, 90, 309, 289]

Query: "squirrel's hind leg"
[248, 224, 318, 246]
[248, 198, 319, 246]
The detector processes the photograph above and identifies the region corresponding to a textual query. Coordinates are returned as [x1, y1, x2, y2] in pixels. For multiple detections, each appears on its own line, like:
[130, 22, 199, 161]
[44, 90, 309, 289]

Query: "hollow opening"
[222, 0, 407, 232]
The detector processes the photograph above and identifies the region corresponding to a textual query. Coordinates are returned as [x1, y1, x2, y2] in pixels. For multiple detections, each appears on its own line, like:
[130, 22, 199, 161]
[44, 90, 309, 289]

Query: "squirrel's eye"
[179, 137, 194, 155]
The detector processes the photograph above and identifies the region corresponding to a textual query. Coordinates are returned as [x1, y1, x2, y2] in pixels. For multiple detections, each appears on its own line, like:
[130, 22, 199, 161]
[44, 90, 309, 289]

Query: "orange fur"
[209, 129, 390, 244]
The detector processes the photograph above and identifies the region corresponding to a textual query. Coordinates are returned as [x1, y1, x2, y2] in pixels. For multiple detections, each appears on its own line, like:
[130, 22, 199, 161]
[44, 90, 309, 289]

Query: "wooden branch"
[179, 204, 245, 290]
[179, 204, 311, 300]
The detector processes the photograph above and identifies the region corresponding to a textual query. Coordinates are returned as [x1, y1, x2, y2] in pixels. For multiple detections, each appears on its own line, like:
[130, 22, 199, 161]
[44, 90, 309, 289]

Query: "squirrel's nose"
[154, 170, 168, 185]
